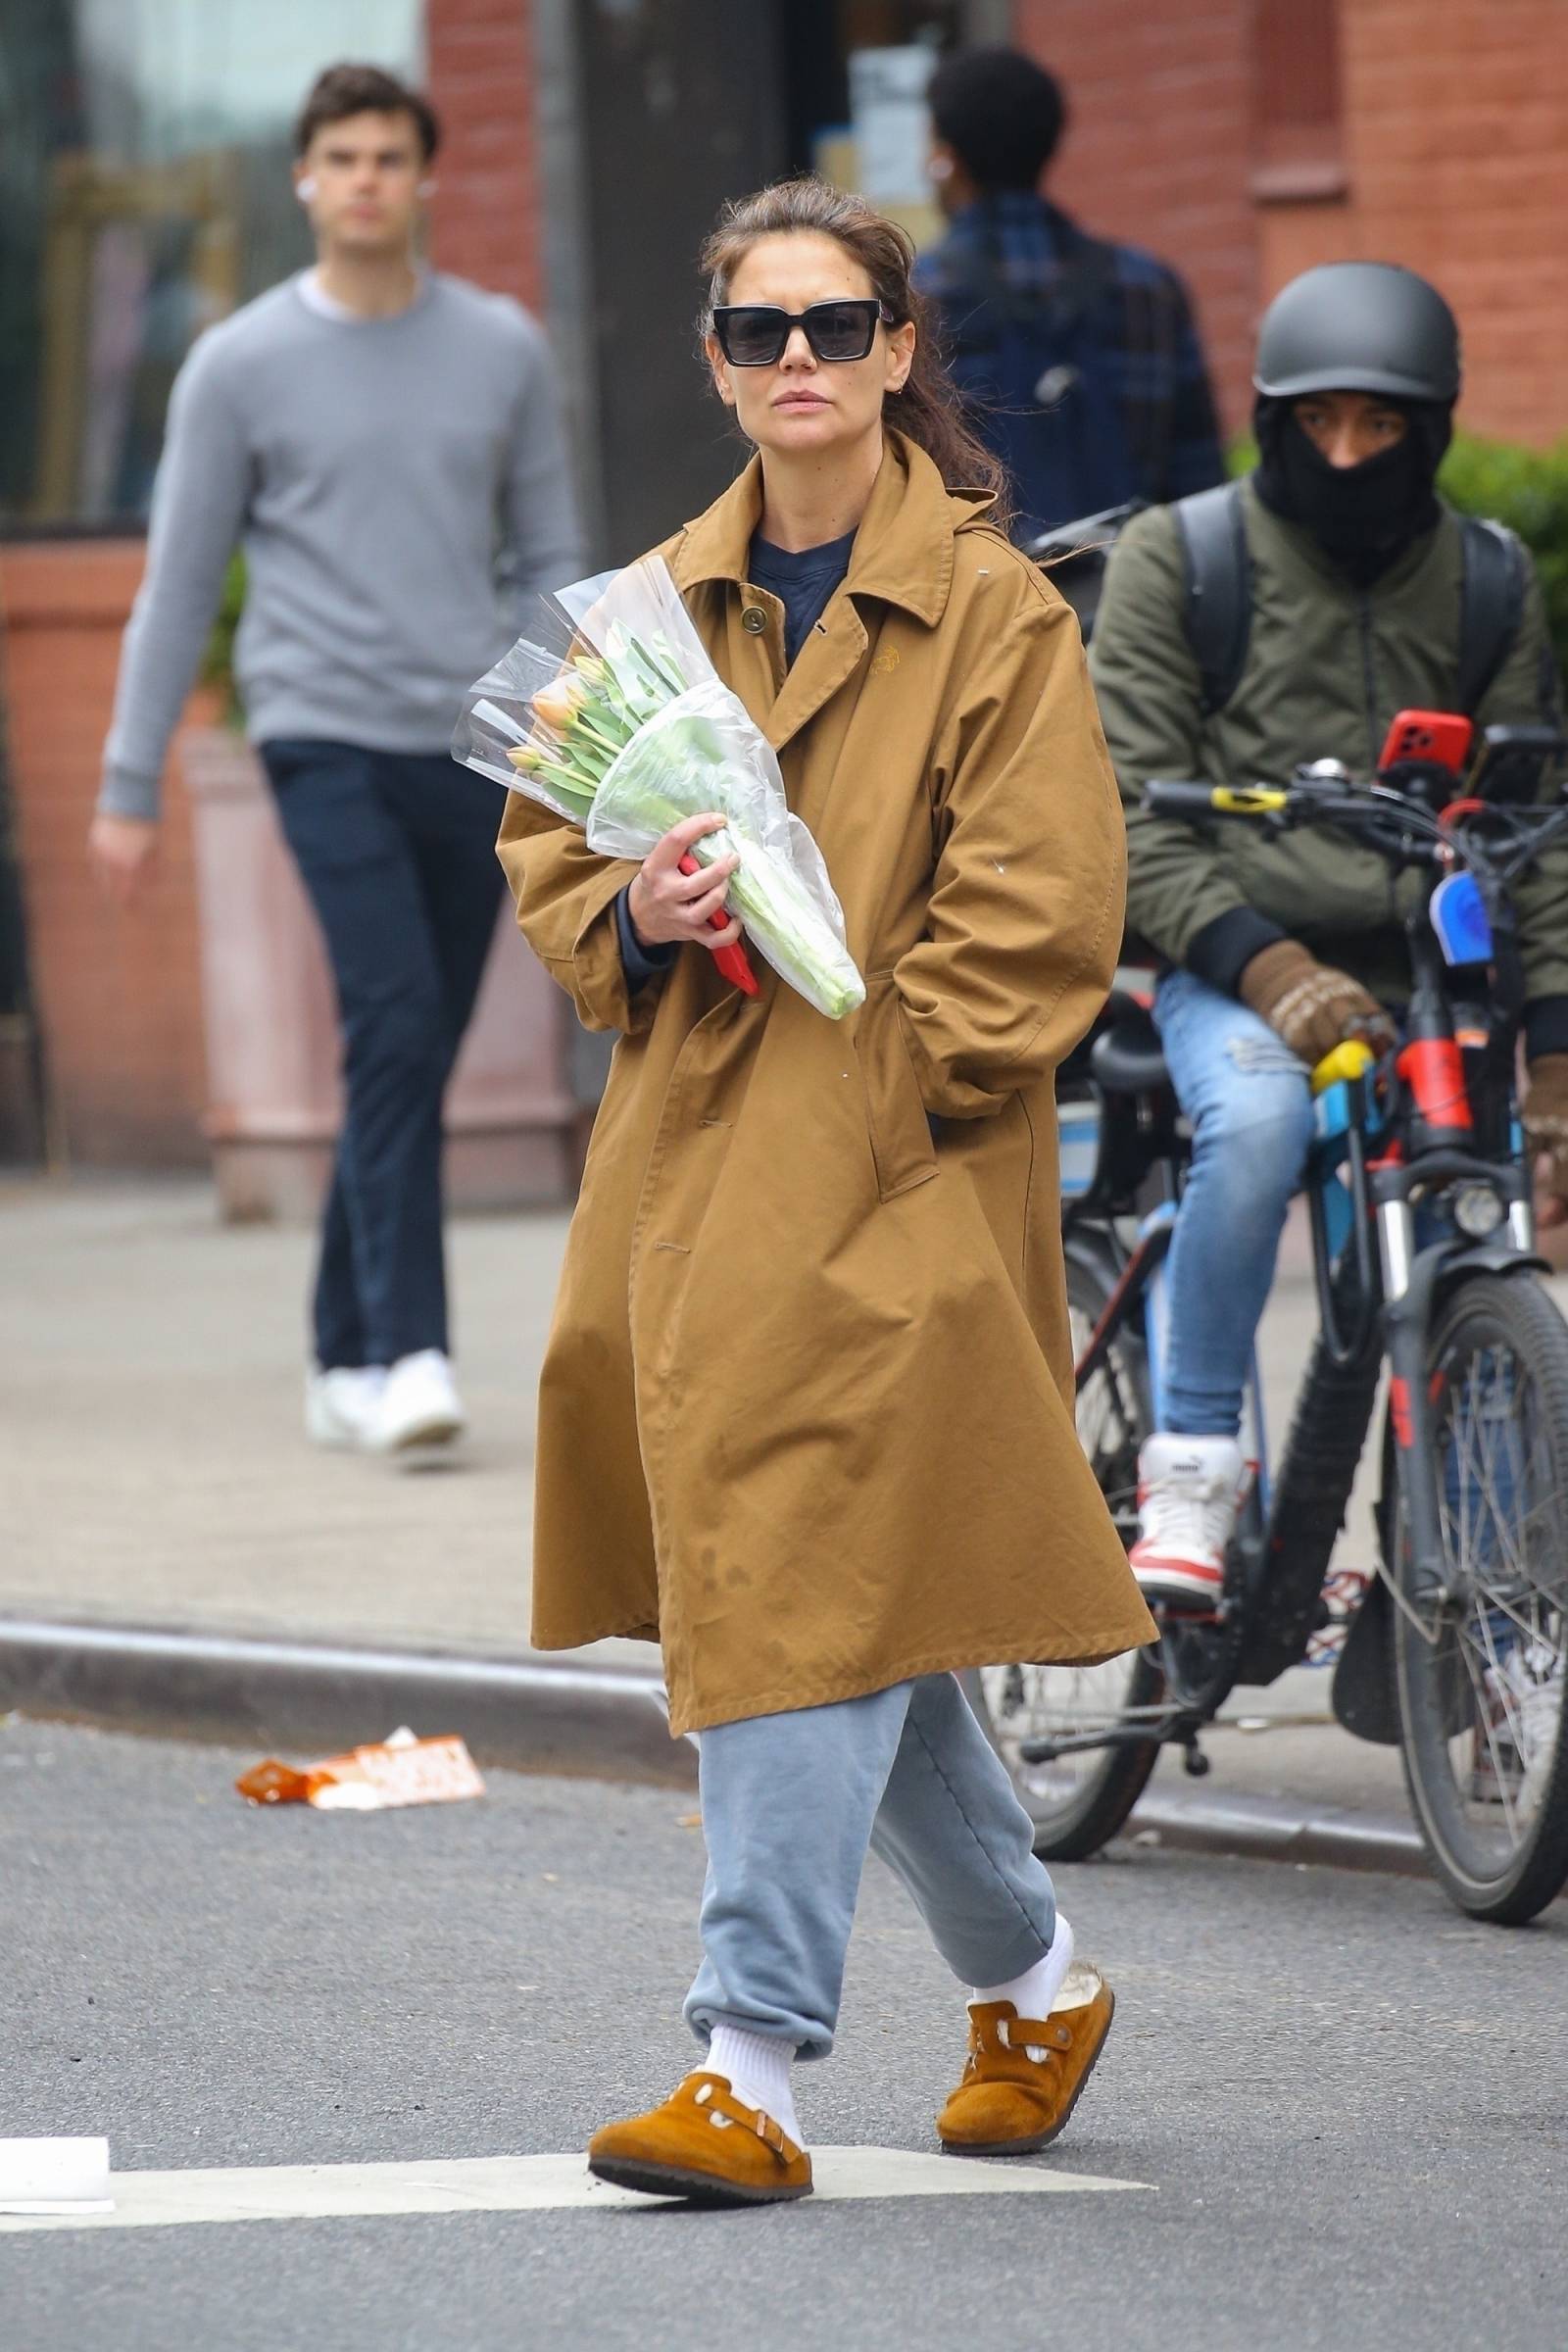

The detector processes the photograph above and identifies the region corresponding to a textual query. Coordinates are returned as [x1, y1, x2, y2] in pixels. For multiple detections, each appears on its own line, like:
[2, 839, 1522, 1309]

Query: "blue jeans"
[685, 1675, 1057, 2062]
[262, 741, 506, 1370]
[1152, 970, 1316, 1438]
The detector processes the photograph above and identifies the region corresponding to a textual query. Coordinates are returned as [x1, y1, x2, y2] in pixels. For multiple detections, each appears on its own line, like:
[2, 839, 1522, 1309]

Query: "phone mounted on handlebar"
[1377, 710, 1474, 774]
[1374, 709, 1474, 808]
[1367, 711, 1565, 812]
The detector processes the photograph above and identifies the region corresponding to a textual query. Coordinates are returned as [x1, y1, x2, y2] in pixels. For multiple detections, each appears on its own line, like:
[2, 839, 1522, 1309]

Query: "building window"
[1252, 0, 1347, 203]
[0, 0, 425, 531]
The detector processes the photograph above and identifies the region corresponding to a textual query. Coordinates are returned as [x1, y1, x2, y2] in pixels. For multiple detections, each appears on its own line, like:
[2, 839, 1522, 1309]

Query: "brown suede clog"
[587, 2072, 813, 2205]
[937, 1963, 1116, 2157]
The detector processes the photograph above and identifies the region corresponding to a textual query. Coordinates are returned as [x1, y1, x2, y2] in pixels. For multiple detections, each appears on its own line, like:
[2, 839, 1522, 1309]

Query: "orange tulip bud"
[530, 673, 586, 732]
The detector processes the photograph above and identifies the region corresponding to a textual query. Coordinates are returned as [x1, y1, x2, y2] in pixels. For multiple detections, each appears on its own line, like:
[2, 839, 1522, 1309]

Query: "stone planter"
[180, 727, 576, 1220]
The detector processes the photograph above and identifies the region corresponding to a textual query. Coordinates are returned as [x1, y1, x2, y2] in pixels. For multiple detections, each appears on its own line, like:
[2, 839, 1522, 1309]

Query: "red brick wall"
[1, 546, 210, 1166]
[425, 0, 541, 310]
[1014, 0, 1260, 432]
[1338, 0, 1568, 449]
[1015, 0, 1568, 455]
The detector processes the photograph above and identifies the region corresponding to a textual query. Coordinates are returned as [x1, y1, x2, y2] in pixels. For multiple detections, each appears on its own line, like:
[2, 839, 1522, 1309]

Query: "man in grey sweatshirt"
[91, 62, 581, 1457]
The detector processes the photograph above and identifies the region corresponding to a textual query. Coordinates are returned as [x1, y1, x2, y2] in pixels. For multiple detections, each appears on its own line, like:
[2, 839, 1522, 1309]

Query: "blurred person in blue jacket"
[89, 62, 582, 1460]
[913, 45, 1225, 539]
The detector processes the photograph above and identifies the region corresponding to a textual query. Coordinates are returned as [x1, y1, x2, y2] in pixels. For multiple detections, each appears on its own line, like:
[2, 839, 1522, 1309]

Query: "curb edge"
[1127, 1787, 1426, 1878]
[0, 1617, 697, 1789]
[1, 1617, 1429, 1874]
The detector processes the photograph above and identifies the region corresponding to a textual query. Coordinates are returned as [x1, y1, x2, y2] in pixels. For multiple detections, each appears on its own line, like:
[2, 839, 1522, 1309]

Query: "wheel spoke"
[1402, 1290, 1568, 1912]
[1452, 1618, 1526, 1841]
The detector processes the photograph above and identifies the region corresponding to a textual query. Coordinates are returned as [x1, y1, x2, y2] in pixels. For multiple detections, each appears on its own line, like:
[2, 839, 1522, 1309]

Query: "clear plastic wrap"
[453, 556, 865, 1020]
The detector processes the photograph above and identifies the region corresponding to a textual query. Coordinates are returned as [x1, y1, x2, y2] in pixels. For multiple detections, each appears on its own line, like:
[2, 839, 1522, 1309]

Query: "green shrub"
[199, 553, 246, 727]
[1440, 432, 1568, 682]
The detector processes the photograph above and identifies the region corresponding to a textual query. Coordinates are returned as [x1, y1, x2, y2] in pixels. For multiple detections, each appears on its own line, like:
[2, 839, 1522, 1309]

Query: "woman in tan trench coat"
[498, 178, 1154, 2207]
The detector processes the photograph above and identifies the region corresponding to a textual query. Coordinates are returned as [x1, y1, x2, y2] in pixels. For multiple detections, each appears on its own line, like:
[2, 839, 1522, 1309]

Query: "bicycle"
[963, 715, 1568, 1924]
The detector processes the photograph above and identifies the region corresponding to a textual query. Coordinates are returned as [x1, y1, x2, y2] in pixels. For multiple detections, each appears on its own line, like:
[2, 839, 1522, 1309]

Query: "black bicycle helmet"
[1253, 262, 1461, 405]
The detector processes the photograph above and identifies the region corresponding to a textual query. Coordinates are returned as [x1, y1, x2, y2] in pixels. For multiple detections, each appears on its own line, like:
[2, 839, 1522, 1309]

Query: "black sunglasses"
[711, 299, 893, 367]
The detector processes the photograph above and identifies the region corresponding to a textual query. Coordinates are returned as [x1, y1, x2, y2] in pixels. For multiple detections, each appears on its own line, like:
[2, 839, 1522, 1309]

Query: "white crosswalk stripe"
[0, 2146, 1152, 2232]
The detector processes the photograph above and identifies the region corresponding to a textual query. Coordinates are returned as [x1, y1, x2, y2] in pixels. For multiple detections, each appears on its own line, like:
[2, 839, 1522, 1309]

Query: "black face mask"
[1253, 399, 1450, 585]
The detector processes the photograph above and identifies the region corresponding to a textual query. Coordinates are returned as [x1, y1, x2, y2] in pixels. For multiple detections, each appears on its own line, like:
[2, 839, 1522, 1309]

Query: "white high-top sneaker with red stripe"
[1129, 1434, 1245, 1610]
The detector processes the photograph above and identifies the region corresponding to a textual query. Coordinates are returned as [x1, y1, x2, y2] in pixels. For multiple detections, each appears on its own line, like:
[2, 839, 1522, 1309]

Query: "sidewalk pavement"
[3, 1171, 1526, 1871]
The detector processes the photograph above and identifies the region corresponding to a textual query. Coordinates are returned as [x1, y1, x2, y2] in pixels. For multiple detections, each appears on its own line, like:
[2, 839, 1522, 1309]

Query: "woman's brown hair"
[699, 176, 1010, 525]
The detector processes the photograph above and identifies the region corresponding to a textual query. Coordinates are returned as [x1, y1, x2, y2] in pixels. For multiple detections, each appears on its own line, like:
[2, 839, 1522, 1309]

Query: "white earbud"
[928, 154, 955, 184]
[296, 175, 318, 203]
[417, 179, 437, 197]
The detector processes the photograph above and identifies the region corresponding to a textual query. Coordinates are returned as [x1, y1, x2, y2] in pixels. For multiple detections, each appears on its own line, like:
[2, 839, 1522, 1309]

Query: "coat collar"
[668, 432, 995, 628]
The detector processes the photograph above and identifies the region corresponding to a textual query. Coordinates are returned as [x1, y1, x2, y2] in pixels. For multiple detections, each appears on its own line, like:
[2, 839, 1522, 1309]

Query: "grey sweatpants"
[683, 1673, 1057, 2062]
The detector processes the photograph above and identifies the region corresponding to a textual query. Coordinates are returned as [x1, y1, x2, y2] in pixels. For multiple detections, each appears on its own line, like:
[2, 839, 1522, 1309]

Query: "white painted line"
[0, 2147, 1151, 2233]
[816, 2147, 1149, 2201]
[0, 2136, 113, 2215]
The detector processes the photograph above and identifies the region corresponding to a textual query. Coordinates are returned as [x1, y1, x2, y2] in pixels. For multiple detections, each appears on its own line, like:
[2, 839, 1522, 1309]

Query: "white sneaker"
[1471, 1641, 1563, 1806]
[1129, 1434, 1244, 1611]
[305, 1365, 386, 1450]
[372, 1348, 466, 1457]
[1517, 1652, 1563, 1804]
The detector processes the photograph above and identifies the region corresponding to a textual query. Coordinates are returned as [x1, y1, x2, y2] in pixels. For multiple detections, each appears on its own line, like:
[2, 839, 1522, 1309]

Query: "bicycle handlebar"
[1144, 780, 1289, 820]
[1143, 774, 1568, 887]
[1145, 777, 1419, 830]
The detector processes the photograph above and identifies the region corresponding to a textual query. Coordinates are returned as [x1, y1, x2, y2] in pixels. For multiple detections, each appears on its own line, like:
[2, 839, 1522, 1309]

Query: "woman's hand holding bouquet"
[627, 813, 743, 953]
[454, 557, 865, 1020]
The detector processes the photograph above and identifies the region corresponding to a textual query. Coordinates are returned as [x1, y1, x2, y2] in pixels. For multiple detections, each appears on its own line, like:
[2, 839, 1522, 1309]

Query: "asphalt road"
[5, 1714, 1566, 2352]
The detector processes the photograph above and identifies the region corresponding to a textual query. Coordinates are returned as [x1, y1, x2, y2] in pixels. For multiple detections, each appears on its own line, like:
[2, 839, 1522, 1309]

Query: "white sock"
[972, 1914, 1075, 2022]
[706, 2023, 802, 2146]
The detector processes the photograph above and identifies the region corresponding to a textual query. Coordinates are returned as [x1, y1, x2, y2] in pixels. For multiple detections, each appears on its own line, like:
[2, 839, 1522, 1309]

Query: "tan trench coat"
[498, 434, 1155, 1736]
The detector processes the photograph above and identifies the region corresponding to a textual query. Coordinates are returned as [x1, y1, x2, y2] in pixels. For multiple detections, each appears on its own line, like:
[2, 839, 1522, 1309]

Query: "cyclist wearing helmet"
[1088, 261, 1568, 1611]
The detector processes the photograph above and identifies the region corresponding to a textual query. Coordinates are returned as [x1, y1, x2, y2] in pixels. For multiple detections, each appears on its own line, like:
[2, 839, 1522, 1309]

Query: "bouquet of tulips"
[453, 557, 865, 1021]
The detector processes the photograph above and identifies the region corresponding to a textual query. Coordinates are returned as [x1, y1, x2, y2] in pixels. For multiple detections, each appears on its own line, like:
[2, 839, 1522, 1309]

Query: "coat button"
[741, 606, 768, 634]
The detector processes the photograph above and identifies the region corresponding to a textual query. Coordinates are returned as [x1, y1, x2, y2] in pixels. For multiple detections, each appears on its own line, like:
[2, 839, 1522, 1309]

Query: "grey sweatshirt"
[101, 271, 583, 818]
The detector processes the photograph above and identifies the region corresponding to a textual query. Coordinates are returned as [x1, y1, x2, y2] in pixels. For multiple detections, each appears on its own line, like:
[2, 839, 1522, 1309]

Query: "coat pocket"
[855, 972, 938, 1201]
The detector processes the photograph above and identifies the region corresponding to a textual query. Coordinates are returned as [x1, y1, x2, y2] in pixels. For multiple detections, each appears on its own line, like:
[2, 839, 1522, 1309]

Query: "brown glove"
[1239, 940, 1396, 1069]
[1524, 1052, 1568, 1226]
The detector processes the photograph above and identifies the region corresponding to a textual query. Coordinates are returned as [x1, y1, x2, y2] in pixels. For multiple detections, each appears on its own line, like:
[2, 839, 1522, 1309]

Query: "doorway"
[551, 0, 1004, 560]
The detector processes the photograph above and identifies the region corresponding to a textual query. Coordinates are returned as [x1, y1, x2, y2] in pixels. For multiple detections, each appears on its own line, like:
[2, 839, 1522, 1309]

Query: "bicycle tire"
[963, 1244, 1164, 1860]
[1393, 1272, 1568, 1925]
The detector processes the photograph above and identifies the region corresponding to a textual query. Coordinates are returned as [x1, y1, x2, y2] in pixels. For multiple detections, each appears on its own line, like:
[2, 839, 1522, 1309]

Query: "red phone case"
[678, 854, 760, 997]
[1377, 710, 1473, 778]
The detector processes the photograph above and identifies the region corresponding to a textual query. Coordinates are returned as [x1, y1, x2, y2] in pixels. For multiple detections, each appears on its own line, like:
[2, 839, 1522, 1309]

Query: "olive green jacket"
[1088, 479, 1568, 1045]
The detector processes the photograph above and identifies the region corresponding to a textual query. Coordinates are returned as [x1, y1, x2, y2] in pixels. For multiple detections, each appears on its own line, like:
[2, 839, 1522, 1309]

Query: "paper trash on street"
[0, 2137, 114, 2215]
[235, 1727, 485, 1812]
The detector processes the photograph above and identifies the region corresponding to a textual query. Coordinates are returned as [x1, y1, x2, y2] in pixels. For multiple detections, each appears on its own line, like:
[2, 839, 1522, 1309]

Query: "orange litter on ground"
[236, 1727, 485, 1812]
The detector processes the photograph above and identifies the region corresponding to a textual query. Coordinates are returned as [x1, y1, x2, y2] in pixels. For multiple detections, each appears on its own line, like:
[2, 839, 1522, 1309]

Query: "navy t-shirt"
[746, 528, 857, 667]
[615, 528, 857, 988]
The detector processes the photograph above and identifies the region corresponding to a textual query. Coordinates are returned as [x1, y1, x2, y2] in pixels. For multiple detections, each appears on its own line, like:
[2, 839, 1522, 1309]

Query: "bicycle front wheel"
[964, 1242, 1164, 1860]
[1393, 1273, 1568, 1924]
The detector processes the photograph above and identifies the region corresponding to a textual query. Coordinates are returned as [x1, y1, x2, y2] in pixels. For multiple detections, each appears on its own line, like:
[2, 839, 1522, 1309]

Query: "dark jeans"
[262, 740, 506, 1370]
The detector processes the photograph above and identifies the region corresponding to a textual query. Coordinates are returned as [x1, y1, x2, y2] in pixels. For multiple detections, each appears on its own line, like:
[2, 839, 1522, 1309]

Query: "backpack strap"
[1174, 481, 1251, 717]
[1457, 515, 1527, 716]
